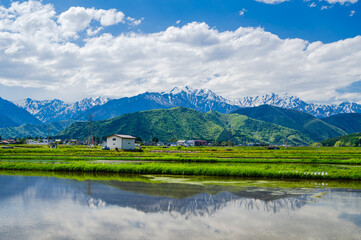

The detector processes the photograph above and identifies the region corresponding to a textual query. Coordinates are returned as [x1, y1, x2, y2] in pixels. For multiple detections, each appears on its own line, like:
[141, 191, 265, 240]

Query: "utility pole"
[228, 128, 232, 147]
[88, 115, 94, 147]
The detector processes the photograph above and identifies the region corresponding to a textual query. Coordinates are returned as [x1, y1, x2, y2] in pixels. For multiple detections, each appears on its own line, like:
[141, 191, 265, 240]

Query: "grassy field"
[0, 145, 360, 180]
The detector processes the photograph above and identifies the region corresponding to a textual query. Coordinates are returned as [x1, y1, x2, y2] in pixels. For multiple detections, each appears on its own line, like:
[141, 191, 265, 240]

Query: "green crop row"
[0, 161, 360, 180]
[1, 154, 360, 165]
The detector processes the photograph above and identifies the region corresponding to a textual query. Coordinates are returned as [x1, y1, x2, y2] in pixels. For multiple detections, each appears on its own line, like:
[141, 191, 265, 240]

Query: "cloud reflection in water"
[0, 175, 360, 240]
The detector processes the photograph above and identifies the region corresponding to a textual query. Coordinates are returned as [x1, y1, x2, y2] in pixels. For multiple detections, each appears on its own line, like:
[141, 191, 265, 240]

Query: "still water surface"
[0, 173, 360, 240]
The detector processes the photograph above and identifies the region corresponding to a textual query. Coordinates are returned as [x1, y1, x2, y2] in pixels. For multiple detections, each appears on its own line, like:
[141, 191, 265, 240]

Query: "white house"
[107, 134, 136, 150]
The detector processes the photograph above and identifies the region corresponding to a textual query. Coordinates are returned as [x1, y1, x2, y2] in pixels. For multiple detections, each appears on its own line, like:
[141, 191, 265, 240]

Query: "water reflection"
[0, 174, 360, 240]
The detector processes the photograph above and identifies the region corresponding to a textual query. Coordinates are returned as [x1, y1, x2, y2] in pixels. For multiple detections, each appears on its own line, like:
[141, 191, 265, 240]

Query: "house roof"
[107, 134, 136, 139]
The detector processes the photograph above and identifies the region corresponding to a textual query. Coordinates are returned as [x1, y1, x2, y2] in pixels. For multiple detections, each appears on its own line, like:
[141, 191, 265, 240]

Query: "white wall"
[121, 138, 135, 150]
[107, 136, 122, 149]
[107, 136, 135, 150]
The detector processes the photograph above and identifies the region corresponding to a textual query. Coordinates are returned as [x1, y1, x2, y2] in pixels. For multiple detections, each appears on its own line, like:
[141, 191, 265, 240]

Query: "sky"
[0, 0, 360, 103]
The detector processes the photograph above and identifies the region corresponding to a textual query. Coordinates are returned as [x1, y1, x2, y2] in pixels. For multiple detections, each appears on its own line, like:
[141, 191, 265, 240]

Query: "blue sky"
[11, 0, 360, 42]
[0, 0, 360, 103]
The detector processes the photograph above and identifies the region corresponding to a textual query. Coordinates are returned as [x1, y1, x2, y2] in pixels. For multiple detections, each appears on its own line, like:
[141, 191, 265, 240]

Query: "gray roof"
[107, 134, 136, 139]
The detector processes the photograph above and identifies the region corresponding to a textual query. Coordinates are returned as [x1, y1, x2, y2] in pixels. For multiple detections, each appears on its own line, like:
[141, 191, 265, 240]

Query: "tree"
[94, 136, 101, 144]
[152, 136, 159, 143]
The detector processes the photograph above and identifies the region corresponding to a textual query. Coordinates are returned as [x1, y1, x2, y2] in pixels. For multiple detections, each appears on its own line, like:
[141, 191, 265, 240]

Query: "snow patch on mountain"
[229, 93, 361, 118]
[12, 86, 361, 121]
[14, 97, 110, 123]
[161, 87, 361, 118]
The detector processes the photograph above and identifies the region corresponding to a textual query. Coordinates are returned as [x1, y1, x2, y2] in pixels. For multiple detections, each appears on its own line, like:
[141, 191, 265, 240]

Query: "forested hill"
[57, 107, 312, 145]
[0, 120, 75, 139]
[321, 113, 361, 134]
[321, 133, 361, 147]
[233, 105, 346, 142]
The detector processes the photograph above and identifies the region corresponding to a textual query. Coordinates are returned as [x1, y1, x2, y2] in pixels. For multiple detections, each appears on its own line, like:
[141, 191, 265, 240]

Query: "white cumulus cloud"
[255, 0, 358, 5]
[325, 0, 358, 4]
[0, 1, 361, 104]
[57, 7, 125, 39]
[254, 0, 289, 4]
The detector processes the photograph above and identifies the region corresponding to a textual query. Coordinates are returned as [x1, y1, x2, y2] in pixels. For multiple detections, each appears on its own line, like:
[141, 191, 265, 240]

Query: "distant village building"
[176, 140, 188, 147]
[176, 140, 208, 147]
[156, 142, 165, 146]
[26, 139, 49, 145]
[107, 134, 136, 150]
[0, 139, 17, 144]
[186, 140, 208, 147]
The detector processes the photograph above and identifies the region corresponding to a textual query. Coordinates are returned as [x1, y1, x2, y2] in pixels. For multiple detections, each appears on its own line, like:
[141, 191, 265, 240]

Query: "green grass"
[0, 145, 360, 180]
[0, 161, 360, 180]
[1, 145, 361, 164]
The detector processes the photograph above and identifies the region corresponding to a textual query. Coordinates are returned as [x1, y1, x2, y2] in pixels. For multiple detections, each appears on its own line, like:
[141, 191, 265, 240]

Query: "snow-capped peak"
[13, 97, 111, 123]
[167, 86, 196, 95]
[165, 86, 226, 101]
[12, 88, 361, 121]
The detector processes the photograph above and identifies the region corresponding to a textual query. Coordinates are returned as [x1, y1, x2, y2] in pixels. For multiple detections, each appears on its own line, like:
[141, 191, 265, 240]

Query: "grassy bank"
[2, 170, 361, 189]
[0, 161, 360, 180]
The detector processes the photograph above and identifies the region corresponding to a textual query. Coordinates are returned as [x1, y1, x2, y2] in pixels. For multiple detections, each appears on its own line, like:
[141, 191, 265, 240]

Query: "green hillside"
[321, 132, 361, 147]
[0, 114, 18, 128]
[233, 105, 346, 142]
[57, 107, 312, 145]
[322, 113, 361, 134]
[0, 120, 75, 139]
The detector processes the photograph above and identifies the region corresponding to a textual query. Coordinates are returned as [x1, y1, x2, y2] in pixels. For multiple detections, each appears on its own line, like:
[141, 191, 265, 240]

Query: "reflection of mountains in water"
[2, 175, 359, 218]
[78, 181, 312, 216]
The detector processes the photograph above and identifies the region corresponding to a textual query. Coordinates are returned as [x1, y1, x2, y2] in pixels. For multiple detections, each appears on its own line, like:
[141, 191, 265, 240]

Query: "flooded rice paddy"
[0, 172, 360, 240]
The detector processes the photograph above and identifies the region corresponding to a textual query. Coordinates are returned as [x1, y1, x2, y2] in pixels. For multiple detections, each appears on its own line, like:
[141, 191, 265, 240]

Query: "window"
[113, 138, 116, 141]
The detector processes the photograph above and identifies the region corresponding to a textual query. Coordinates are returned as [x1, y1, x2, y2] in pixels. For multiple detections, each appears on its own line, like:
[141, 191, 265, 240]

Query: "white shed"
[107, 134, 136, 150]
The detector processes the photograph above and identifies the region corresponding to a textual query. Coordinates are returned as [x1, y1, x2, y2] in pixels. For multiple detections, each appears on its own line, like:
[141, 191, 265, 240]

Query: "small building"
[107, 134, 136, 150]
[176, 140, 189, 147]
[177, 140, 208, 147]
[26, 139, 49, 145]
[187, 140, 208, 147]
[0, 139, 17, 144]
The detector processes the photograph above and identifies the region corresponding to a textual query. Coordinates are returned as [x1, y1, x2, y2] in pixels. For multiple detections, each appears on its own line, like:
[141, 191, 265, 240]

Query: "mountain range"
[13, 97, 110, 123]
[0, 97, 41, 128]
[1, 86, 361, 143]
[12, 87, 361, 124]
